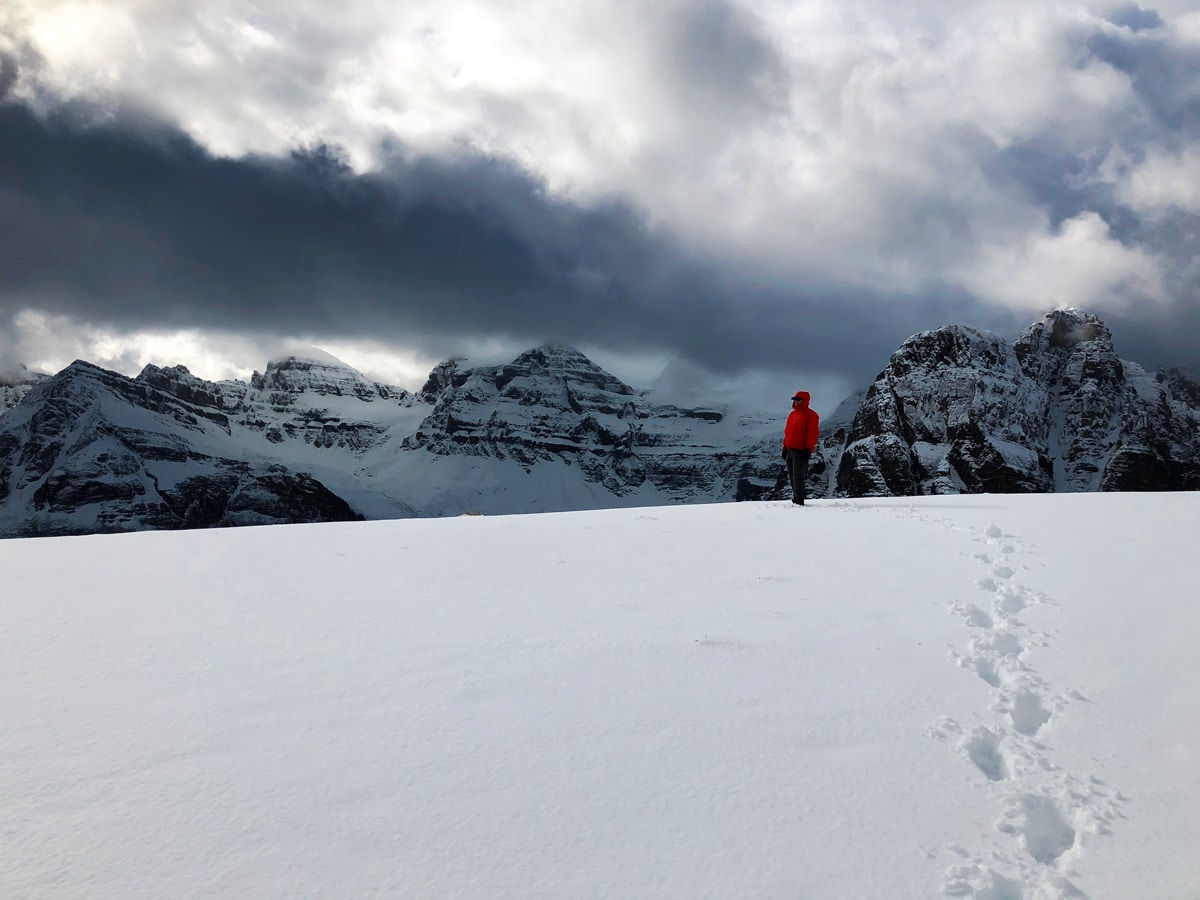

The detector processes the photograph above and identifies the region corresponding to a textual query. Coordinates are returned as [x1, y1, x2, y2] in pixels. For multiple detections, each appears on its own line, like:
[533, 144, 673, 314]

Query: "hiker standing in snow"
[782, 391, 820, 506]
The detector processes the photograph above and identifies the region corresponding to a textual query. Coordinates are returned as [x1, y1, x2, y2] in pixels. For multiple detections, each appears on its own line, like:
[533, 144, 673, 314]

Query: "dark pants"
[785, 450, 809, 504]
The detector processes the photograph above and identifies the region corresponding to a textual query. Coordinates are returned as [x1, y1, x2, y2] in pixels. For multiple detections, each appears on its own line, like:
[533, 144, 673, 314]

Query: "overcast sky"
[2, 0, 1199, 411]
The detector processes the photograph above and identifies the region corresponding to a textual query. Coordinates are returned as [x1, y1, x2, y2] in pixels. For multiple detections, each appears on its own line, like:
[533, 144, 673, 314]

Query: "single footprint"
[1000, 793, 1076, 865]
[970, 656, 1001, 687]
[943, 865, 1023, 900]
[973, 631, 1023, 657]
[1010, 689, 1052, 736]
[961, 603, 994, 629]
[962, 726, 1007, 782]
[997, 588, 1027, 615]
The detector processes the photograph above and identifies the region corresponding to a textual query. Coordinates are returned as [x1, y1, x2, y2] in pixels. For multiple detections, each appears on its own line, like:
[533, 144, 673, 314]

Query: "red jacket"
[783, 392, 820, 452]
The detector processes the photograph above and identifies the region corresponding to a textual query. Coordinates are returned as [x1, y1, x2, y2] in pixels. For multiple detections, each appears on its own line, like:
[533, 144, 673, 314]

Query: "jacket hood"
[791, 391, 811, 406]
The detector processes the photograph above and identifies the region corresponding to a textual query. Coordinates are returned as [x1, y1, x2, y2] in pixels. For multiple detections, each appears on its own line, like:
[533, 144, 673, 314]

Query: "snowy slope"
[2, 493, 1197, 899]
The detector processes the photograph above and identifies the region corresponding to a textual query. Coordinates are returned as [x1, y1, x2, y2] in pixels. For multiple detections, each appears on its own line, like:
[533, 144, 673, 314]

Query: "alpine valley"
[1, 308, 1197, 538]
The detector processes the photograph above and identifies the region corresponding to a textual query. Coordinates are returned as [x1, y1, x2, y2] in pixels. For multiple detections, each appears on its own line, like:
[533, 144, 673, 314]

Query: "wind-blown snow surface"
[2, 494, 1197, 898]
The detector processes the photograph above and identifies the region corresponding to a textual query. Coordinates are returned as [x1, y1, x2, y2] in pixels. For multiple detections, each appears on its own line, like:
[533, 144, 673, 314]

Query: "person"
[782, 391, 820, 505]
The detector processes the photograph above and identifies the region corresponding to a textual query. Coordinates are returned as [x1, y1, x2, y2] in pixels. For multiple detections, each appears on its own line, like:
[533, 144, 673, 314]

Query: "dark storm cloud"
[988, 140, 1137, 238]
[1103, 4, 1165, 33]
[0, 102, 546, 331]
[0, 96, 976, 386]
[1103, 203, 1200, 371]
[665, 280, 1023, 383]
[0, 51, 19, 102]
[1083, 17, 1200, 137]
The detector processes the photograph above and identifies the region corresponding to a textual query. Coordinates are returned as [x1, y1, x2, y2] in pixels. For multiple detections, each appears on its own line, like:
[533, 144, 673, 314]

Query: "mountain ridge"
[836, 309, 1199, 496]
[2, 310, 1197, 537]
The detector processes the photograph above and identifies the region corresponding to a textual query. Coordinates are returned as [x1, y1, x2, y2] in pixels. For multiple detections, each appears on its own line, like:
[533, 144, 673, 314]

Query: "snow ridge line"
[920, 514, 1127, 900]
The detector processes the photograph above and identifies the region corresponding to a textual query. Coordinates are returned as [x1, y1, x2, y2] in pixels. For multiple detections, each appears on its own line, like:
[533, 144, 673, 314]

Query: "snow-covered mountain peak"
[836, 308, 1199, 496]
[834, 323, 1043, 497]
[1047, 307, 1109, 344]
[418, 357, 468, 403]
[501, 344, 636, 396]
[55, 359, 106, 378]
[251, 352, 382, 399]
[392, 342, 783, 509]
[30, 359, 122, 409]
[287, 346, 357, 368]
[889, 325, 1014, 376]
[137, 363, 232, 411]
[1015, 308, 1113, 358]
[0, 358, 361, 536]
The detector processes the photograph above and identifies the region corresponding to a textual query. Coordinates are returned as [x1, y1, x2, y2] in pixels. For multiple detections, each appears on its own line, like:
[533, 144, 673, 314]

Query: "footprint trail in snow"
[881, 511, 1128, 899]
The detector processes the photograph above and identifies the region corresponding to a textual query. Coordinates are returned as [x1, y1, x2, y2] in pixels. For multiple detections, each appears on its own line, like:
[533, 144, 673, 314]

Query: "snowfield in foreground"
[2, 494, 1198, 899]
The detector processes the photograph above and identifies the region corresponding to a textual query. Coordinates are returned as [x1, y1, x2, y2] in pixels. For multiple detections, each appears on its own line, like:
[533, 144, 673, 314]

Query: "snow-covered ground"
[2, 494, 1197, 899]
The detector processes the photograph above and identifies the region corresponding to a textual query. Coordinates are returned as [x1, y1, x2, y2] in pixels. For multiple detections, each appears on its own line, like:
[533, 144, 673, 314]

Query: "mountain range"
[1, 308, 1197, 537]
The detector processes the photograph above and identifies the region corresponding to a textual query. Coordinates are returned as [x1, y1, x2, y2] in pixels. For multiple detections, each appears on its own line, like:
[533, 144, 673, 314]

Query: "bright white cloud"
[16, 0, 141, 94]
[4, 310, 642, 393]
[953, 212, 1164, 312]
[7, 1, 1146, 188]
[1174, 10, 1200, 43]
[7, 309, 451, 388]
[10, 309, 267, 382]
[1117, 147, 1200, 213]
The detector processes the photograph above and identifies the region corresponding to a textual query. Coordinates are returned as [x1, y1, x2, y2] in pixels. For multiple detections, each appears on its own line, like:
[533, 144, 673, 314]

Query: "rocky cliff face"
[402, 344, 779, 504]
[836, 309, 1200, 496]
[225, 353, 419, 453]
[1099, 364, 1200, 492]
[0, 361, 364, 536]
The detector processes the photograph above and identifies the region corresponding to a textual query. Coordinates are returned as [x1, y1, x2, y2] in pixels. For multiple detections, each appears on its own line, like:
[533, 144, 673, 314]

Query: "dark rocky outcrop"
[836, 309, 1200, 496]
[0, 361, 363, 537]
